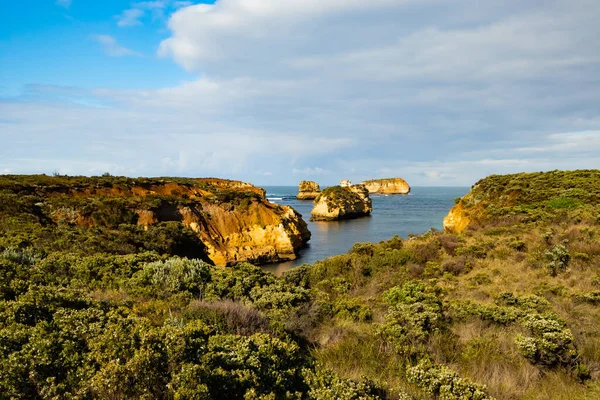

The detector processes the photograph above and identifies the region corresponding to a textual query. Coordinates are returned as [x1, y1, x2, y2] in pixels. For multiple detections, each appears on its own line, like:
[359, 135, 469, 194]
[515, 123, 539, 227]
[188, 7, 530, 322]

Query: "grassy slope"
[299, 170, 600, 399]
[1, 170, 600, 399]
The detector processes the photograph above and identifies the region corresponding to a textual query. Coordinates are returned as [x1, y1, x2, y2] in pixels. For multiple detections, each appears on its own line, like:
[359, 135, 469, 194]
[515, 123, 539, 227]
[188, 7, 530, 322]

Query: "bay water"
[262, 186, 469, 275]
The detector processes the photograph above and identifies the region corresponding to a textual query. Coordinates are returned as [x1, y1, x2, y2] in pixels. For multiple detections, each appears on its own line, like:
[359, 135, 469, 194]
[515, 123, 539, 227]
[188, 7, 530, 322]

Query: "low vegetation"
[1, 170, 600, 398]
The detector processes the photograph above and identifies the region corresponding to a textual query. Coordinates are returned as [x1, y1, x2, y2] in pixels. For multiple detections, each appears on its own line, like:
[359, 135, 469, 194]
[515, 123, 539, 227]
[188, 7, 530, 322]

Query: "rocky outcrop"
[443, 170, 600, 233]
[362, 178, 410, 194]
[296, 181, 321, 200]
[1, 175, 310, 266]
[443, 200, 472, 233]
[311, 184, 372, 221]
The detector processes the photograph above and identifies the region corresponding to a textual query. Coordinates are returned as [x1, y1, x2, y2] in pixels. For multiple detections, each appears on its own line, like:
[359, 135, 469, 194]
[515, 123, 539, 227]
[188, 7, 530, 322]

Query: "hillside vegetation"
[1, 170, 600, 399]
[0, 174, 309, 266]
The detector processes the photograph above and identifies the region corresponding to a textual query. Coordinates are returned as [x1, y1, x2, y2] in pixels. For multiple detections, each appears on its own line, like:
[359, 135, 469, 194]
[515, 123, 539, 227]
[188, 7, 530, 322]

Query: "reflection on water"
[261, 186, 469, 275]
[312, 216, 372, 233]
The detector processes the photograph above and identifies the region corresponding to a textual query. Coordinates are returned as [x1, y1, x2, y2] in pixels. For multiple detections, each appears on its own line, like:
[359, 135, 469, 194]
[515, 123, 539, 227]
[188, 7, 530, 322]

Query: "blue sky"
[1, 0, 599, 185]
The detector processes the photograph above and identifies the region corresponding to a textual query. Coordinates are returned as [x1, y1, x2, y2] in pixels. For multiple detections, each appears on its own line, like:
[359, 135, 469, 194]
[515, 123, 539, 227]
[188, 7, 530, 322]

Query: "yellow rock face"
[442, 202, 471, 233]
[311, 184, 372, 221]
[297, 180, 321, 200]
[361, 178, 410, 194]
[46, 177, 310, 266]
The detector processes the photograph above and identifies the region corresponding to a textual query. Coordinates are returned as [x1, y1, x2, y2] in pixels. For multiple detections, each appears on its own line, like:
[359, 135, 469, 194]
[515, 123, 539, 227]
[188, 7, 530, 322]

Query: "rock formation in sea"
[311, 183, 372, 221]
[0, 175, 311, 266]
[361, 178, 410, 194]
[296, 180, 321, 200]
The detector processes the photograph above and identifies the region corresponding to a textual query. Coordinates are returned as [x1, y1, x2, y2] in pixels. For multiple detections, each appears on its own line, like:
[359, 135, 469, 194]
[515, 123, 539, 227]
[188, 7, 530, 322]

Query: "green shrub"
[0, 247, 39, 266]
[547, 197, 583, 210]
[379, 283, 444, 357]
[303, 363, 381, 400]
[334, 297, 373, 322]
[544, 244, 570, 276]
[573, 291, 600, 304]
[351, 242, 376, 257]
[514, 314, 576, 367]
[130, 258, 211, 298]
[508, 239, 526, 252]
[407, 359, 492, 400]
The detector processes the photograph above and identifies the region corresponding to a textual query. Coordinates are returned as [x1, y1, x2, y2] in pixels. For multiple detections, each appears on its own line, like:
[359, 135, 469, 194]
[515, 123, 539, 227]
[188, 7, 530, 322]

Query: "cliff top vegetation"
[1, 170, 600, 399]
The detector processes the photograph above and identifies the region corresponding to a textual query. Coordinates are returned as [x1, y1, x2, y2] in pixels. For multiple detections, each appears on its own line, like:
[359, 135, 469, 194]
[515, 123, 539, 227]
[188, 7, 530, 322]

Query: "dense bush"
[514, 315, 576, 367]
[545, 244, 571, 276]
[379, 282, 444, 358]
[407, 359, 491, 400]
[303, 364, 381, 400]
[129, 258, 211, 298]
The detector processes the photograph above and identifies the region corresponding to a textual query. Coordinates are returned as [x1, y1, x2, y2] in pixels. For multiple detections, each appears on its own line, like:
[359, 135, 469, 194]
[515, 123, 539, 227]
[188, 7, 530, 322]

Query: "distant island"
[296, 180, 321, 200]
[361, 177, 410, 194]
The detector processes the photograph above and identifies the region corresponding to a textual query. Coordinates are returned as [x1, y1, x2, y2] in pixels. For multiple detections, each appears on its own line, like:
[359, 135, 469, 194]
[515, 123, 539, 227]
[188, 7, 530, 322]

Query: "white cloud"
[3, 0, 600, 185]
[117, 9, 145, 27]
[93, 35, 141, 57]
[116, 1, 192, 27]
[56, 0, 71, 8]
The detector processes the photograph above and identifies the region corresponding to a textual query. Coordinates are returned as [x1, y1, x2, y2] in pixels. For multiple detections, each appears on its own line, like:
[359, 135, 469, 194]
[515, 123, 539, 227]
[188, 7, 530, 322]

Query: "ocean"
[261, 186, 469, 275]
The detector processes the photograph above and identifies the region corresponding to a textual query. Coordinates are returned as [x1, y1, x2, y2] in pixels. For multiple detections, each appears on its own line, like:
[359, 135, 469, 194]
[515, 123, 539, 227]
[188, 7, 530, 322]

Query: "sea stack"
[311, 183, 372, 221]
[361, 178, 410, 194]
[296, 180, 321, 200]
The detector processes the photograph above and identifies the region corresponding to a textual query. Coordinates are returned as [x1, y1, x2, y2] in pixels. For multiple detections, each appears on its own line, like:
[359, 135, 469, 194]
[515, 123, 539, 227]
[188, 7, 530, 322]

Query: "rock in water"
[311, 184, 373, 221]
[296, 180, 321, 200]
[361, 178, 410, 194]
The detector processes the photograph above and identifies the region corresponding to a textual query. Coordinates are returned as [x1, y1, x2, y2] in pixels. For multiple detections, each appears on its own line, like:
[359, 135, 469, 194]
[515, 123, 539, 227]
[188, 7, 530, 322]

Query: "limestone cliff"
[311, 184, 372, 221]
[297, 181, 321, 200]
[362, 178, 410, 194]
[443, 200, 473, 233]
[0, 175, 310, 266]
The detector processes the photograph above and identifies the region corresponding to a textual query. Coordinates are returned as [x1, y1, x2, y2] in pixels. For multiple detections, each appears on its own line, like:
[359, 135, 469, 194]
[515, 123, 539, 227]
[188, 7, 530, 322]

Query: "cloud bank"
[2, 0, 600, 185]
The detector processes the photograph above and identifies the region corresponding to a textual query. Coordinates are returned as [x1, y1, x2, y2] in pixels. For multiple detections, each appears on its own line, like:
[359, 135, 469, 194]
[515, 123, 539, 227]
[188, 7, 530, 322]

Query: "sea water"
[262, 186, 469, 274]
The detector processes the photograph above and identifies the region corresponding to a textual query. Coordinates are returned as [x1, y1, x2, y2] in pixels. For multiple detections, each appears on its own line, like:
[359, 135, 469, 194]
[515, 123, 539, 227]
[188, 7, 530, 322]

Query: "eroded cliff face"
[2, 176, 310, 266]
[443, 200, 472, 233]
[311, 184, 372, 221]
[362, 178, 410, 194]
[443, 189, 493, 233]
[297, 181, 321, 200]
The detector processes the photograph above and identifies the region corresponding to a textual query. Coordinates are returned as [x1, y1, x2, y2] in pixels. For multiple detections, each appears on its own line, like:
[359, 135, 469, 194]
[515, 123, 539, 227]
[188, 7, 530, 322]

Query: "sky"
[0, 0, 599, 186]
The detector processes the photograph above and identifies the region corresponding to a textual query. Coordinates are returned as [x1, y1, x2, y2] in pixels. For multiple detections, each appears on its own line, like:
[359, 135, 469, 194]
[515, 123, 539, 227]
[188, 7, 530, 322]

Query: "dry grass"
[521, 371, 600, 400]
[185, 299, 270, 336]
[452, 321, 541, 399]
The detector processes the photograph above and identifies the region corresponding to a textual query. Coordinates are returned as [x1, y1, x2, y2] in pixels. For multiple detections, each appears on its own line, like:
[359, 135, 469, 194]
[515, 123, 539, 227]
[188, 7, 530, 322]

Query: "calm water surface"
[262, 186, 469, 274]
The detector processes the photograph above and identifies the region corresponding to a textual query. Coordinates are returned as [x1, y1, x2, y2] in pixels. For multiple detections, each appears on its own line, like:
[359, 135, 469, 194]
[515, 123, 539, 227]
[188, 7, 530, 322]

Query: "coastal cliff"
[362, 178, 410, 194]
[311, 183, 372, 221]
[296, 180, 321, 200]
[0, 175, 310, 265]
[444, 170, 600, 233]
